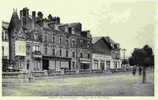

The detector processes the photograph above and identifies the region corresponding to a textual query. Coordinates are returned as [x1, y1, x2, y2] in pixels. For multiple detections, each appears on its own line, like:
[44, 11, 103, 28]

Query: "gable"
[92, 38, 111, 55]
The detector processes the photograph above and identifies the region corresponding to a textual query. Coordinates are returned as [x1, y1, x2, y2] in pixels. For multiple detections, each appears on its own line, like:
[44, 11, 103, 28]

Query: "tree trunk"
[142, 67, 146, 83]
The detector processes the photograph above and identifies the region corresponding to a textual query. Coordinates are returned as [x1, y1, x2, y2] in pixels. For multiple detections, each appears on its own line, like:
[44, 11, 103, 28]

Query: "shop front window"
[94, 60, 98, 70]
[106, 61, 110, 70]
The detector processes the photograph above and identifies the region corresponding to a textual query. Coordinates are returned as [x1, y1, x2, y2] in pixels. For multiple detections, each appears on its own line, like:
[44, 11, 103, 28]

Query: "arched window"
[59, 49, 62, 56]
[66, 50, 68, 57]
[72, 40, 76, 47]
[59, 36, 62, 44]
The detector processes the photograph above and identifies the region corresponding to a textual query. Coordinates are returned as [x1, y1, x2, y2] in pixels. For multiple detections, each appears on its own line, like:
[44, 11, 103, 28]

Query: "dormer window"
[68, 27, 72, 34]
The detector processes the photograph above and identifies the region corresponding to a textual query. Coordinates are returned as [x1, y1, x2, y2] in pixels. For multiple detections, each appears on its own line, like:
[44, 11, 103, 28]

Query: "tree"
[129, 57, 135, 66]
[129, 45, 154, 83]
[122, 59, 128, 65]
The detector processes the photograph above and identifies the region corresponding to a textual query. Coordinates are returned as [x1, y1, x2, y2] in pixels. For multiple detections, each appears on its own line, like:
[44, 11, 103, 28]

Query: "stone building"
[92, 37, 121, 72]
[2, 21, 9, 71]
[2, 7, 92, 74]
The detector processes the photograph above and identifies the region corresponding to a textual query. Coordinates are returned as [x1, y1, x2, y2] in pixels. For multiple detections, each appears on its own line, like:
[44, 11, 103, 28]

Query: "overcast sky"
[0, 0, 157, 57]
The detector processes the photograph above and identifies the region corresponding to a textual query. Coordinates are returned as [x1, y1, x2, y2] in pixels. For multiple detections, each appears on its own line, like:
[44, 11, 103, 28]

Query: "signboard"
[93, 53, 111, 59]
[2, 42, 9, 57]
[15, 40, 26, 56]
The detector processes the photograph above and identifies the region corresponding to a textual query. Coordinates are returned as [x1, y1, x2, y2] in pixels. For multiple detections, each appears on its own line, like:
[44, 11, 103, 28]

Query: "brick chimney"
[32, 11, 36, 29]
[20, 10, 23, 26]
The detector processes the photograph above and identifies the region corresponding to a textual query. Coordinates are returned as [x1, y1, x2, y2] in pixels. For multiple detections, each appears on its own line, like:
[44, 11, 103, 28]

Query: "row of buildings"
[2, 7, 121, 75]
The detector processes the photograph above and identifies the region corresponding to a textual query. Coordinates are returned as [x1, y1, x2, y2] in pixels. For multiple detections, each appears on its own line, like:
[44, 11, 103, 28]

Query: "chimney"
[72, 27, 75, 34]
[64, 25, 68, 33]
[20, 10, 23, 26]
[20, 10, 23, 19]
[32, 11, 36, 20]
[32, 11, 36, 29]
[56, 17, 60, 24]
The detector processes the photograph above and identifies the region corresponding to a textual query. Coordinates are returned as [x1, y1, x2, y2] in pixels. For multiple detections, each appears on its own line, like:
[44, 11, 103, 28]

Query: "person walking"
[132, 66, 136, 76]
[139, 67, 142, 76]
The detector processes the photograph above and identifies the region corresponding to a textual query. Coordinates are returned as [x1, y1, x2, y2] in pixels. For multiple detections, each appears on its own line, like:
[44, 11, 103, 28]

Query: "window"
[80, 40, 83, 47]
[100, 60, 105, 70]
[72, 40, 76, 47]
[94, 60, 98, 69]
[88, 53, 90, 59]
[80, 53, 83, 58]
[2, 31, 7, 41]
[72, 52, 75, 58]
[27, 60, 30, 70]
[59, 49, 62, 56]
[45, 46, 47, 55]
[52, 36, 55, 43]
[87, 40, 91, 48]
[2, 46, 4, 56]
[72, 62, 75, 69]
[106, 61, 110, 69]
[66, 50, 68, 57]
[59, 36, 62, 44]
[2, 31, 4, 41]
[26, 44, 30, 55]
[52, 48, 55, 56]
[68, 27, 72, 34]
[114, 61, 117, 68]
[33, 45, 40, 52]
[66, 39, 69, 46]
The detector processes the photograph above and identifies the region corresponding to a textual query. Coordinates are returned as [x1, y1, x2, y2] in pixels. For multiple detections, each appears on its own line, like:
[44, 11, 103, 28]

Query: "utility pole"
[122, 48, 126, 60]
[121, 48, 127, 71]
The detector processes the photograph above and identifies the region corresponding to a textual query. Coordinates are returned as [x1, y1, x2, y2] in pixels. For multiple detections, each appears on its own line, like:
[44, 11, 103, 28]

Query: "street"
[2, 71, 154, 96]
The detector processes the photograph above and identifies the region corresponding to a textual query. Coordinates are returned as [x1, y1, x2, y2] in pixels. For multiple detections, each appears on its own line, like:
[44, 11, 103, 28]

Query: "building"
[2, 21, 9, 71]
[92, 37, 121, 72]
[2, 7, 92, 74]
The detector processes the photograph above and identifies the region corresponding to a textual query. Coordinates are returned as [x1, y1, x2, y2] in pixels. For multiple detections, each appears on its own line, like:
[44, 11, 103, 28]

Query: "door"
[100, 60, 105, 71]
[42, 59, 49, 70]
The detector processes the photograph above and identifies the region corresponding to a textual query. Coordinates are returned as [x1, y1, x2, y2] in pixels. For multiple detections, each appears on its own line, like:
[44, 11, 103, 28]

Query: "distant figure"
[132, 66, 136, 76]
[139, 67, 142, 76]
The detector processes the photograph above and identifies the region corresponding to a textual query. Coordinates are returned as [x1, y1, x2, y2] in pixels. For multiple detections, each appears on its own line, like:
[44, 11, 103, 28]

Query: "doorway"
[42, 59, 49, 70]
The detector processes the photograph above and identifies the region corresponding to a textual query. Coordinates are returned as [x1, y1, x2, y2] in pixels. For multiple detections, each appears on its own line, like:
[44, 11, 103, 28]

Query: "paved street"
[2, 71, 154, 96]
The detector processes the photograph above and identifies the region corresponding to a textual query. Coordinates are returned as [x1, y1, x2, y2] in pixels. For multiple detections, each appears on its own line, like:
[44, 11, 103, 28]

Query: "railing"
[2, 71, 46, 78]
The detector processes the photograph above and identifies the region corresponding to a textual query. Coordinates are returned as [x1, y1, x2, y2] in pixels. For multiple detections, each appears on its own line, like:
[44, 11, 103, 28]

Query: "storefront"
[42, 56, 71, 72]
[80, 58, 91, 71]
[92, 53, 112, 71]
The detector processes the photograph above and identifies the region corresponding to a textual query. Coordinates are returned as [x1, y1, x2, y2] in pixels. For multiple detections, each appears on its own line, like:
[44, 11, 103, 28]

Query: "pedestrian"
[132, 66, 136, 76]
[139, 67, 142, 76]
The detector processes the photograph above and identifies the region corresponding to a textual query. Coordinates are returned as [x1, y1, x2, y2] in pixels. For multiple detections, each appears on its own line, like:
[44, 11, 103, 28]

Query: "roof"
[92, 36, 118, 49]
[8, 10, 21, 32]
[92, 37, 102, 44]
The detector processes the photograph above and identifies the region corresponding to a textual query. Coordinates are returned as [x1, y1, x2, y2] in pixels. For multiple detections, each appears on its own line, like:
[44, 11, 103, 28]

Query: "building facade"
[92, 37, 121, 72]
[2, 21, 9, 71]
[2, 7, 92, 74]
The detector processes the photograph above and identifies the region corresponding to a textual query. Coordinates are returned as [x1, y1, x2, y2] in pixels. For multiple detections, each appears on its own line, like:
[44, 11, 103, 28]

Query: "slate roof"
[8, 11, 21, 32]
[92, 36, 118, 49]
[92, 37, 102, 44]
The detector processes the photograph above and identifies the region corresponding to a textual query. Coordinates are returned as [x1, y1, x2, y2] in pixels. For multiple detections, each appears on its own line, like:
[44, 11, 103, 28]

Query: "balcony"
[32, 51, 42, 58]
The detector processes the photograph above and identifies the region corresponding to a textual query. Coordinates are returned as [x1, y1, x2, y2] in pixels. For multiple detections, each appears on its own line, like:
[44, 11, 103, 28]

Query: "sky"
[0, 0, 157, 57]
